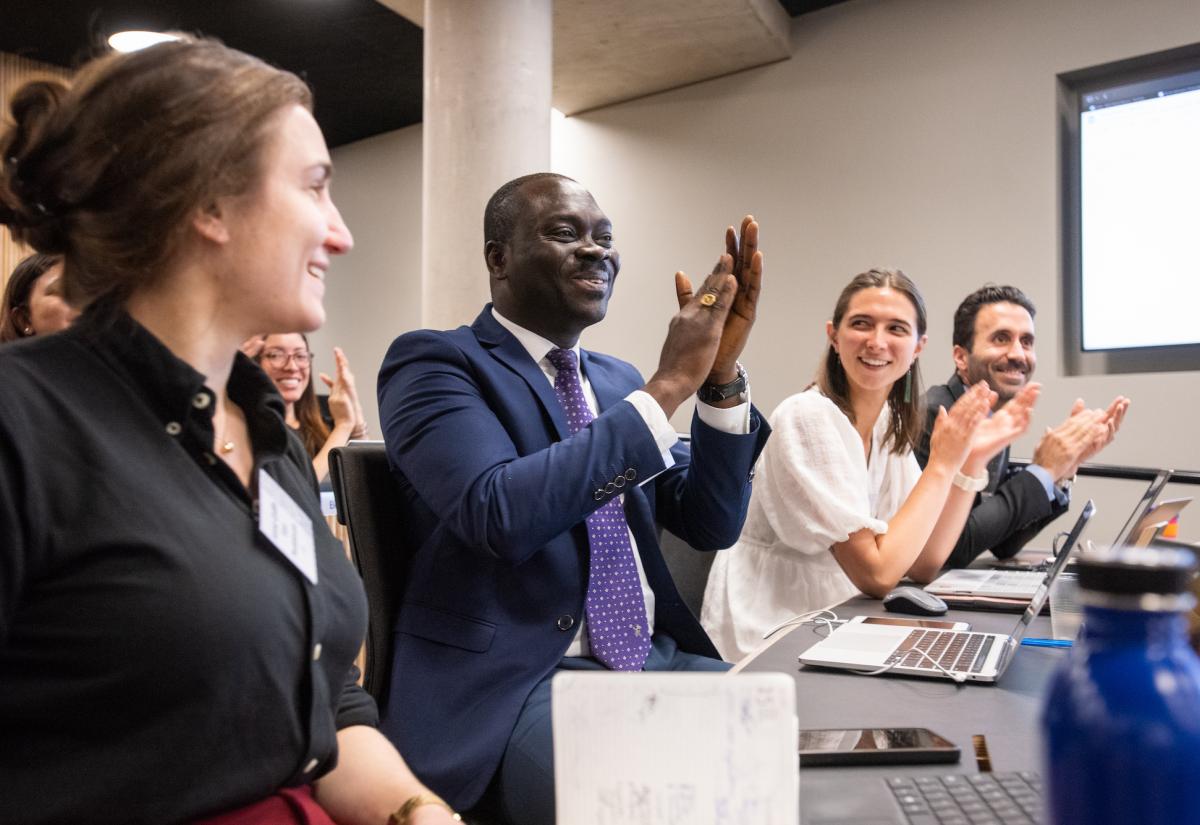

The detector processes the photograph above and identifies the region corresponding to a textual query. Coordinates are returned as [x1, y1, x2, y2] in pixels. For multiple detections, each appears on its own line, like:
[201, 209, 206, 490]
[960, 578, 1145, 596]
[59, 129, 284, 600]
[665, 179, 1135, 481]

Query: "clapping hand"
[966, 382, 1040, 469]
[1052, 395, 1130, 480]
[239, 334, 267, 360]
[927, 381, 996, 474]
[645, 257, 740, 417]
[1076, 395, 1129, 467]
[320, 347, 366, 437]
[645, 215, 763, 417]
[688, 215, 762, 384]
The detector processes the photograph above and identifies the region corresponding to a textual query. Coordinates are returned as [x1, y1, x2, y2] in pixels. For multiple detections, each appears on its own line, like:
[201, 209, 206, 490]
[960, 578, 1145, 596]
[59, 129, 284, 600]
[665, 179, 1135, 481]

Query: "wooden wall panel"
[1, 52, 71, 294]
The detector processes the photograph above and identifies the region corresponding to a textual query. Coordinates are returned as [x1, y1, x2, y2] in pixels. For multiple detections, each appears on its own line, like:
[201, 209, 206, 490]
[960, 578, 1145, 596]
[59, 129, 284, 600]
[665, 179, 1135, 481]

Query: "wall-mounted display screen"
[1060, 43, 1200, 374]
[1079, 68, 1200, 351]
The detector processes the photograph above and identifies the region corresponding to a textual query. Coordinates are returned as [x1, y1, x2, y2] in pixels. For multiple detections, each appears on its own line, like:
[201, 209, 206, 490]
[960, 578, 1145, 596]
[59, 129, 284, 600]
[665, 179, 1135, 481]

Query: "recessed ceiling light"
[107, 31, 180, 53]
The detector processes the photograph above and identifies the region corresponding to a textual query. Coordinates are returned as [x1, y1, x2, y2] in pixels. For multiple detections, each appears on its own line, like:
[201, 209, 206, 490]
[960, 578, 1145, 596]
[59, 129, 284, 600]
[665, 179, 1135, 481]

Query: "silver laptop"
[1120, 496, 1191, 547]
[799, 501, 1094, 684]
[926, 472, 1176, 600]
[1110, 469, 1172, 548]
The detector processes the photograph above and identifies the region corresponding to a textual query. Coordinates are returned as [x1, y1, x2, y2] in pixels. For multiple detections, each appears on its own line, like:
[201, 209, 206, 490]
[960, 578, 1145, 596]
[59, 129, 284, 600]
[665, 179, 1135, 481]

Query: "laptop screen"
[1110, 471, 1170, 548]
[1011, 500, 1095, 642]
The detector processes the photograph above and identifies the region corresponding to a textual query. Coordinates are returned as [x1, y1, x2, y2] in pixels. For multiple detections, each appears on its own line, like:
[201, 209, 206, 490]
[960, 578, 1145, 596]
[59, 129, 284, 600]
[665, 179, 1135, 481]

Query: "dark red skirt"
[191, 785, 336, 825]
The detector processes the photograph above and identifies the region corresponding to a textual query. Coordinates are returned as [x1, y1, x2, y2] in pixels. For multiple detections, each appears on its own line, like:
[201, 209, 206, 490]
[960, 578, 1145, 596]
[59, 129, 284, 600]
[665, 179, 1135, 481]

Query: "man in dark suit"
[377, 173, 770, 825]
[917, 285, 1127, 568]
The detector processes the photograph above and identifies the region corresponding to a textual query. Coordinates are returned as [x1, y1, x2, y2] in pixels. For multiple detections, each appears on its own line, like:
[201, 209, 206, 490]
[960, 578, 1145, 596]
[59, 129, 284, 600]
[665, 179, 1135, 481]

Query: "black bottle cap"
[1076, 546, 1197, 596]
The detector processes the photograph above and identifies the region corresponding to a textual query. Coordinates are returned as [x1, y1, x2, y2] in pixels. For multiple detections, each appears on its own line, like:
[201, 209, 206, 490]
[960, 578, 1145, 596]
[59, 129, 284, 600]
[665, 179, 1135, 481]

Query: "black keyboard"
[884, 629, 995, 674]
[887, 771, 1043, 825]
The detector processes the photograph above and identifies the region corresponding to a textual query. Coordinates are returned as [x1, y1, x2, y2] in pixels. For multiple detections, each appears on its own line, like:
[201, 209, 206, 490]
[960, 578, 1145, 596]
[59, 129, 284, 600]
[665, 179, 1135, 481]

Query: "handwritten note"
[552, 672, 798, 825]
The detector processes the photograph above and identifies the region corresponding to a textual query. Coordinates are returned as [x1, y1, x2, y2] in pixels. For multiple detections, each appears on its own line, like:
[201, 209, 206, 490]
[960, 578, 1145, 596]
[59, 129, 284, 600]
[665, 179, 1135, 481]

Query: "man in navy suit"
[377, 173, 770, 825]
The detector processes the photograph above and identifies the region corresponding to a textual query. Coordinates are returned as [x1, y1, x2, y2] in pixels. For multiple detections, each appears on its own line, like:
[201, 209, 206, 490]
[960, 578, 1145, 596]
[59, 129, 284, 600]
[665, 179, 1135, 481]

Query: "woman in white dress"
[702, 268, 1039, 661]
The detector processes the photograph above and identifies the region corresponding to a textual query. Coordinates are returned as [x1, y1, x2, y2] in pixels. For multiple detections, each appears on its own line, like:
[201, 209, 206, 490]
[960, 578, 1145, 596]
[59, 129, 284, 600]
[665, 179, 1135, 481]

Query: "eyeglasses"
[262, 349, 313, 367]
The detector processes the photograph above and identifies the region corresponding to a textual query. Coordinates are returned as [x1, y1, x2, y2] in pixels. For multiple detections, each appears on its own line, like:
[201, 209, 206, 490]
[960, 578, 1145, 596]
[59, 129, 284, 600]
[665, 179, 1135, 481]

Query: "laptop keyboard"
[884, 629, 994, 674]
[887, 771, 1042, 824]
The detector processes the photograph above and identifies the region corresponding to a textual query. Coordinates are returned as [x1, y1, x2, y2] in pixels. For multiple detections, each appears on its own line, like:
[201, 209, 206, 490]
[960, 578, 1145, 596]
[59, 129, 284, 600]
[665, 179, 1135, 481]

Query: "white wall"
[548, 0, 1200, 545]
[323, 0, 1200, 540]
[316, 124, 423, 437]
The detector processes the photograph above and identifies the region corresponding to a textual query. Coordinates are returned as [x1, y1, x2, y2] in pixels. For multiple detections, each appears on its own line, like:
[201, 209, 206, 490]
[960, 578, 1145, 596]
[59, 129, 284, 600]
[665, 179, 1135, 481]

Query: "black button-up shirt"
[0, 309, 376, 824]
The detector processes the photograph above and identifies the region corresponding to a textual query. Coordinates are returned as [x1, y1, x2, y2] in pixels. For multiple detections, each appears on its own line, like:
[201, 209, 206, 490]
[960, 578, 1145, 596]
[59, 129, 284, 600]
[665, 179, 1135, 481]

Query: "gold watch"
[388, 792, 461, 825]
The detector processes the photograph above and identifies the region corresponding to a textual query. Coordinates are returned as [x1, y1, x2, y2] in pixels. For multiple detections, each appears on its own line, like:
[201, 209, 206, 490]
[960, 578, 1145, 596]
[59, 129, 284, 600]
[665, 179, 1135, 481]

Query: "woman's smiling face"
[215, 104, 353, 336]
[828, 287, 925, 397]
[258, 332, 311, 404]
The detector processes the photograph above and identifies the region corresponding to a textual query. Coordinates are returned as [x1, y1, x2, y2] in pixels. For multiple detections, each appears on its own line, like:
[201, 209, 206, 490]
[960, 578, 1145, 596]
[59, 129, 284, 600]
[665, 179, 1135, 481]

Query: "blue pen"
[1022, 638, 1073, 648]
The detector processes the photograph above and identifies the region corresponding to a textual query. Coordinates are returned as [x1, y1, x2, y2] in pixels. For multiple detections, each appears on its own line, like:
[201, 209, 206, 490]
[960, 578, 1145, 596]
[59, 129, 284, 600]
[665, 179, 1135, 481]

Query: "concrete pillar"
[421, 0, 552, 330]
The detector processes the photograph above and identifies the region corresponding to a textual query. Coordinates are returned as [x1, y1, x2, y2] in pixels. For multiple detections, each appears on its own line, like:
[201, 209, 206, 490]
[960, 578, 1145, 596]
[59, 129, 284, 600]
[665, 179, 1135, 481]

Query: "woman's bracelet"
[952, 469, 989, 492]
[388, 792, 461, 825]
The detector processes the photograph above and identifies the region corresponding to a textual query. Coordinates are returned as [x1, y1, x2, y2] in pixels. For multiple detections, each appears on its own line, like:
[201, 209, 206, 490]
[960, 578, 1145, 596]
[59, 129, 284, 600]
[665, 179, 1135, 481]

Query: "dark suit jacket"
[375, 306, 769, 809]
[915, 373, 1067, 568]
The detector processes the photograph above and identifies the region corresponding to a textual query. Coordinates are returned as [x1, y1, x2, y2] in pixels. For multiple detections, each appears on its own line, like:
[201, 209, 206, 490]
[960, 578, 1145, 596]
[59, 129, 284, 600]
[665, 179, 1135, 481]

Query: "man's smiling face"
[488, 177, 620, 348]
[954, 301, 1036, 405]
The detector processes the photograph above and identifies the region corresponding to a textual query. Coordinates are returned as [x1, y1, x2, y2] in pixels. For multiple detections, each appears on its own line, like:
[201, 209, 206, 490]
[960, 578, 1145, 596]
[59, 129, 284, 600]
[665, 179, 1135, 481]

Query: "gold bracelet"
[388, 792, 461, 825]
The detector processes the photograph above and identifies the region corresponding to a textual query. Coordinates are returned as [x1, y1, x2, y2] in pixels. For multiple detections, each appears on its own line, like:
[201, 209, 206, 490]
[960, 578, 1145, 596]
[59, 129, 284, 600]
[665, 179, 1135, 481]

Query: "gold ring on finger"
[700, 292, 718, 307]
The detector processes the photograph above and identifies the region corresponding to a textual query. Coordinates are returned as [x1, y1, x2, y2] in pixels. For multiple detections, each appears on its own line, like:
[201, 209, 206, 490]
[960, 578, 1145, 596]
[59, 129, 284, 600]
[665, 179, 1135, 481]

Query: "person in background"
[917, 284, 1128, 568]
[251, 332, 368, 482]
[0, 36, 456, 825]
[702, 268, 1038, 661]
[0, 252, 77, 341]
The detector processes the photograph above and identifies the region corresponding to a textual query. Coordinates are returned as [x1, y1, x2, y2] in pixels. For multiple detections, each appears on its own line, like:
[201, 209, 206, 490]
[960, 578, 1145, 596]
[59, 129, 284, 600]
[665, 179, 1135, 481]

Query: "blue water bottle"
[1041, 546, 1200, 824]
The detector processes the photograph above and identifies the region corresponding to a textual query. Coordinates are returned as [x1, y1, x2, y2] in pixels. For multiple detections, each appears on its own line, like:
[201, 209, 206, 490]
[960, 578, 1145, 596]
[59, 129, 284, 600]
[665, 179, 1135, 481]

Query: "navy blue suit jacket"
[376, 306, 770, 809]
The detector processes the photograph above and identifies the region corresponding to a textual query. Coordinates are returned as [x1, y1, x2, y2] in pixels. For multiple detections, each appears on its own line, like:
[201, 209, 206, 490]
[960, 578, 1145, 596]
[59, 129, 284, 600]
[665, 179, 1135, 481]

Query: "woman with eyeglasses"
[251, 332, 367, 482]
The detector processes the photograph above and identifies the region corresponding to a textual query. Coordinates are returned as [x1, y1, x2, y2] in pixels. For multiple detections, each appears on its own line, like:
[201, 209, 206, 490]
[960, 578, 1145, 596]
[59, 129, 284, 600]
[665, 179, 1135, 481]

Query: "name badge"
[258, 468, 318, 584]
[319, 490, 338, 518]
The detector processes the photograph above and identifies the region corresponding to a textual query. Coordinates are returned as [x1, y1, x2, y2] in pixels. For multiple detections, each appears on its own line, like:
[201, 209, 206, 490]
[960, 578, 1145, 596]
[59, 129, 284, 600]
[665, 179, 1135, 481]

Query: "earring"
[903, 367, 913, 403]
[23, 326, 33, 335]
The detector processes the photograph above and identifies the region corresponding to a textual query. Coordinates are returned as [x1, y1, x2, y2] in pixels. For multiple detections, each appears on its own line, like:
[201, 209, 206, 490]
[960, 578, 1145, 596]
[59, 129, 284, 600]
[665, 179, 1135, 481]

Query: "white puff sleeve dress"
[701, 389, 921, 661]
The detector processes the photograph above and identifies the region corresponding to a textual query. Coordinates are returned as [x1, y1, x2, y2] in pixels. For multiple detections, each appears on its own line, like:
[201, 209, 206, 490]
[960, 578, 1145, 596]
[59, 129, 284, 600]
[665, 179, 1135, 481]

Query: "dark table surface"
[738, 593, 1064, 823]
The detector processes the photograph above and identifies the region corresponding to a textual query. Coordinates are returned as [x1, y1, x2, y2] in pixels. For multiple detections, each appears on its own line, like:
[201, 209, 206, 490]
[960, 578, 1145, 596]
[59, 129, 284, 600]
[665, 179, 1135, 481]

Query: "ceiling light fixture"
[107, 31, 180, 53]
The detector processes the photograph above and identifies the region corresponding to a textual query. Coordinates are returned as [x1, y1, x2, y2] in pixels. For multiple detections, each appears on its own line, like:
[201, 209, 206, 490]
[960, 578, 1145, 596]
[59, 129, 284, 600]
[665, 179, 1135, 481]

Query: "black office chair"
[329, 441, 406, 704]
[331, 442, 501, 825]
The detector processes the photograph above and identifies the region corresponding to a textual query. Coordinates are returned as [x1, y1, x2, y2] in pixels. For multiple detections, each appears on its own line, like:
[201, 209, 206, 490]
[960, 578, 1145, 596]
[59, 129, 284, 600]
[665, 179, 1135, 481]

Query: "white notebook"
[552, 671, 798, 825]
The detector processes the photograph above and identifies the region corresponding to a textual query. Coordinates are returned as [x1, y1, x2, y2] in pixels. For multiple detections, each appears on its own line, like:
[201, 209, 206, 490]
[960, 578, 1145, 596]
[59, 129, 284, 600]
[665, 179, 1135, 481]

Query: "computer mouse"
[882, 585, 949, 616]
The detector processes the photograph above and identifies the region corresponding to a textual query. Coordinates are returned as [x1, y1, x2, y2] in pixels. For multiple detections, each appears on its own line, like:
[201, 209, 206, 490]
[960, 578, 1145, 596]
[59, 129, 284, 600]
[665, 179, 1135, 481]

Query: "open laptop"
[1123, 496, 1191, 547]
[798, 501, 1094, 684]
[1109, 469, 1172, 548]
[926, 472, 1178, 601]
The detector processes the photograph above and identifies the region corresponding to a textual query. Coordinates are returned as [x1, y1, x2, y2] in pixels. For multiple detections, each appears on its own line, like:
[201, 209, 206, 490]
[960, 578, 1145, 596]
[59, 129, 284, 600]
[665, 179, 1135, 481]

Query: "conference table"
[739, 592, 1062, 824]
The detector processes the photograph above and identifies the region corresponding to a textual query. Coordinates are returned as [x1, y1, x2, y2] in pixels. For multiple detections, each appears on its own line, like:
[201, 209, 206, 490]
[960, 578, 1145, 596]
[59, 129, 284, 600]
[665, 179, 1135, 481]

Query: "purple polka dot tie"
[546, 348, 651, 671]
